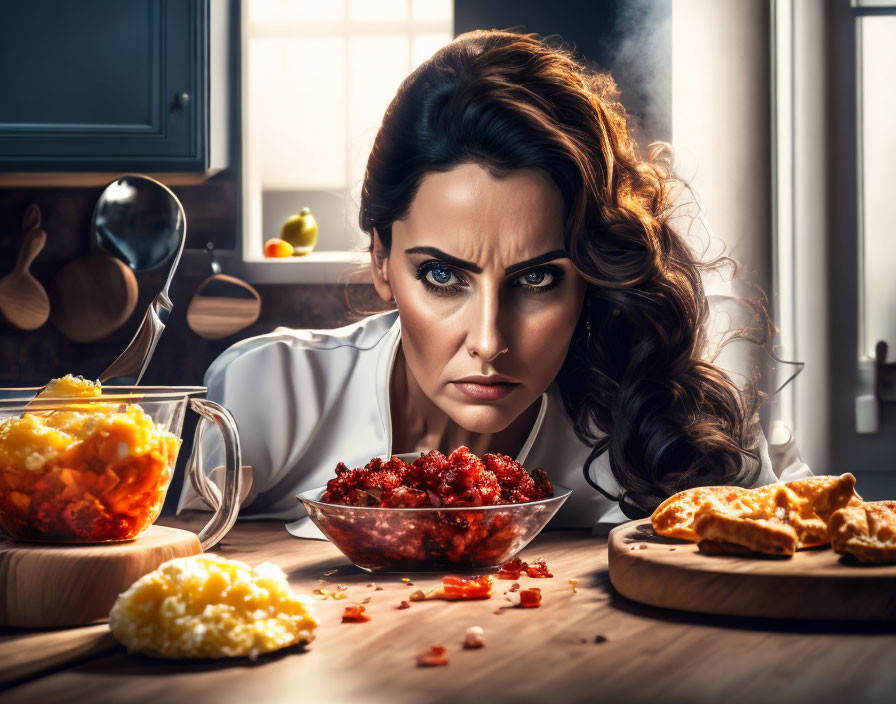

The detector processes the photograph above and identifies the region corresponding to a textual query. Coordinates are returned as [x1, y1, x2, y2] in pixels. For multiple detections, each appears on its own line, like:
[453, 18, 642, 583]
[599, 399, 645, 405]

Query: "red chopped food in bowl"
[322, 447, 553, 508]
[300, 447, 571, 572]
[341, 605, 371, 623]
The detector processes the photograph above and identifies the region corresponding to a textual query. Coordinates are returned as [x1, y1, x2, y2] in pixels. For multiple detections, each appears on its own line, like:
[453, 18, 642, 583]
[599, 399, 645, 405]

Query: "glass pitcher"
[0, 386, 240, 550]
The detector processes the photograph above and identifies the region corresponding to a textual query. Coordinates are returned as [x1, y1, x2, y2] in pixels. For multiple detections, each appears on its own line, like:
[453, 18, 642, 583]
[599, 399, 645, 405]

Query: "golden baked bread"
[695, 512, 798, 556]
[651, 485, 752, 541]
[651, 474, 858, 556]
[828, 500, 896, 564]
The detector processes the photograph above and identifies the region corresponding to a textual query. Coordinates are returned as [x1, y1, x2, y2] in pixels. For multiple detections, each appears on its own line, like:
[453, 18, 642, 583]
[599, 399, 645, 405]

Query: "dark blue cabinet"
[0, 0, 220, 171]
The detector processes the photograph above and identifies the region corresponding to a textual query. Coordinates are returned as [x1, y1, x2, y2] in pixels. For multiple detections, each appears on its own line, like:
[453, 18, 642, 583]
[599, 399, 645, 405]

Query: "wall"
[0, 171, 382, 389]
[454, 0, 672, 146]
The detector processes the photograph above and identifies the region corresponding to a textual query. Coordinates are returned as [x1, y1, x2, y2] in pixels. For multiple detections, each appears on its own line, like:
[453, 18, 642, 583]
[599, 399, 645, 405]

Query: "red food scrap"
[397, 601, 411, 610]
[497, 557, 525, 579]
[519, 588, 542, 608]
[341, 605, 371, 623]
[524, 558, 553, 578]
[417, 645, 449, 667]
[437, 575, 495, 601]
[497, 556, 553, 579]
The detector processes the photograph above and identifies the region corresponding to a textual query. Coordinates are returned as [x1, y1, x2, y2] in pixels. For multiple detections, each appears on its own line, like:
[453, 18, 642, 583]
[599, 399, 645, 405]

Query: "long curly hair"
[358, 30, 764, 518]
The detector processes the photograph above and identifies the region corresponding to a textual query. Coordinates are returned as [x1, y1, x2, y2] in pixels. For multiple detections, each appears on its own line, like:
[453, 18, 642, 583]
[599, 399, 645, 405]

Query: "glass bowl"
[0, 386, 242, 548]
[297, 483, 572, 572]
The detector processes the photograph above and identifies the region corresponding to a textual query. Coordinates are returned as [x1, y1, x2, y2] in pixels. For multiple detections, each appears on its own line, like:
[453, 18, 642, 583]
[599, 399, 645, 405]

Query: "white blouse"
[177, 310, 808, 532]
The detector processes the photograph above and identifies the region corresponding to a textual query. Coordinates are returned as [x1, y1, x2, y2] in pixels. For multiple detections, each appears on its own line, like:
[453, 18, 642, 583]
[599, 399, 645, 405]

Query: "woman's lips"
[452, 381, 519, 400]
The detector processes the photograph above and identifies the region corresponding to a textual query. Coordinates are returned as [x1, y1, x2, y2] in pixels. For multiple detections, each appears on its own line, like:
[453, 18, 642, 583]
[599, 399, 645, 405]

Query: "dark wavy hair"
[358, 30, 764, 518]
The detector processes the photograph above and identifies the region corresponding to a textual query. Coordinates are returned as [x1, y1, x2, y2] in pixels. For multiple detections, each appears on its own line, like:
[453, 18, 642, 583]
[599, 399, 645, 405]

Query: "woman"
[178, 30, 807, 529]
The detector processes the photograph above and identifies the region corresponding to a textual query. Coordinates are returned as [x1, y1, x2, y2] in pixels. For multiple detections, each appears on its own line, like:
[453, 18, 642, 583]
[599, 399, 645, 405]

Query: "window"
[856, 4, 896, 358]
[241, 0, 453, 280]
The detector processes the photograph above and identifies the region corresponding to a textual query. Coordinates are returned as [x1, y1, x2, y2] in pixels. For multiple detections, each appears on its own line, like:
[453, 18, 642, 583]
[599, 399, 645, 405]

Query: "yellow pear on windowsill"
[280, 207, 318, 256]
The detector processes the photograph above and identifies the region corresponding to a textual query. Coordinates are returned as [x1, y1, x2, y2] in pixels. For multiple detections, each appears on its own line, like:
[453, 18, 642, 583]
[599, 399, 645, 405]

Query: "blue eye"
[426, 265, 455, 286]
[511, 266, 564, 295]
[517, 270, 555, 288]
[523, 270, 548, 286]
[415, 261, 467, 295]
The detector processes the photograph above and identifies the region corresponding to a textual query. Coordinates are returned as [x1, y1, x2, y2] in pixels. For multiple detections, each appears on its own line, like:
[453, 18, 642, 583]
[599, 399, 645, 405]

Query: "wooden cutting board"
[608, 518, 896, 621]
[0, 525, 201, 628]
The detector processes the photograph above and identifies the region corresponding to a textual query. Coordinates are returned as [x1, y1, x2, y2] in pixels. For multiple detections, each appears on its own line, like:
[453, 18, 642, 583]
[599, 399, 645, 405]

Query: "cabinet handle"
[172, 92, 191, 110]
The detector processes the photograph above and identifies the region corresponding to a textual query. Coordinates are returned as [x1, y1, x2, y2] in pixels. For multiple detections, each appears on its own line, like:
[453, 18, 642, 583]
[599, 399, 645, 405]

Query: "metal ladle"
[94, 175, 186, 385]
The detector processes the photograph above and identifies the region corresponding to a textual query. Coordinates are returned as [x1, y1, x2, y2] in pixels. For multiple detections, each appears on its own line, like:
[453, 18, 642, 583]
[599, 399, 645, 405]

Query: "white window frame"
[236, 1, 452, 284]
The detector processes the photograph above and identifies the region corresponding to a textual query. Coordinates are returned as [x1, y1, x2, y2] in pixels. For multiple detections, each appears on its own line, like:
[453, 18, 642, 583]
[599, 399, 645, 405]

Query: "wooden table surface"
[2, 514, 896, 704]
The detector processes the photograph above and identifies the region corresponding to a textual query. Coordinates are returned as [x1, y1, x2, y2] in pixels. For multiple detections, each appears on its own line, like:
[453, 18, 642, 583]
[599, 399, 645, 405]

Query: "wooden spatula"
[0, 204, 50, 330]
[187, 242, 261, 339]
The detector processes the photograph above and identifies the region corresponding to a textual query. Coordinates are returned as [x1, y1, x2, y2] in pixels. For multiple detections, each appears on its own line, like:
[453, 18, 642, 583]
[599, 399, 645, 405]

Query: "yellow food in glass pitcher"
[0, 375, 180, 541]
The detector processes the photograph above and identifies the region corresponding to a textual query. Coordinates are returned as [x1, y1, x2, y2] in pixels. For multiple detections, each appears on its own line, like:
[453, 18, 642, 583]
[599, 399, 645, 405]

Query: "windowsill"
[235, 250, 372, 284]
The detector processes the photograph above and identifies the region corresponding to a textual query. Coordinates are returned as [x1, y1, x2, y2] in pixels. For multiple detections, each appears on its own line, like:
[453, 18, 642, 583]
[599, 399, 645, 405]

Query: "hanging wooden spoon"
[0, 204, 51, 330]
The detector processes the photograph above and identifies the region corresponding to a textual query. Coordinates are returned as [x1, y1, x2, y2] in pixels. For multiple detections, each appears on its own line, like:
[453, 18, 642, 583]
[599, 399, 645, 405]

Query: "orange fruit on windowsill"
[263, 238, 294, 258]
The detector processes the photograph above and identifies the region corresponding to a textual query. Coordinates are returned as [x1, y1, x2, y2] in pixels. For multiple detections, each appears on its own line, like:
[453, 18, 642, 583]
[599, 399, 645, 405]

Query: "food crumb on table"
[519, 588, 542, 608]
[397, 601, 411, 610]
[341, 605, 371, 623]
[417, 645, 449, 667]
[464, 626, 485, 649]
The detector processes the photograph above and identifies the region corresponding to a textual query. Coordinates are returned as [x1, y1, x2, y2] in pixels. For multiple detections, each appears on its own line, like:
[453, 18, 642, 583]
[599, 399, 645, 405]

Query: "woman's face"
[372, 162, 586, 434]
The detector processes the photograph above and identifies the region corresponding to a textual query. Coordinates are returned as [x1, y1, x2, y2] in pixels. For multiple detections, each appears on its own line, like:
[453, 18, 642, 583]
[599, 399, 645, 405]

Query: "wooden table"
[2, 515, 895, 704]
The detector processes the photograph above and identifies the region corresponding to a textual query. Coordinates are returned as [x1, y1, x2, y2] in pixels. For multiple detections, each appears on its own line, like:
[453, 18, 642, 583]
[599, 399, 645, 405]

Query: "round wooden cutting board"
[608, 518, 896, 621]
[0, 525, 201, 628]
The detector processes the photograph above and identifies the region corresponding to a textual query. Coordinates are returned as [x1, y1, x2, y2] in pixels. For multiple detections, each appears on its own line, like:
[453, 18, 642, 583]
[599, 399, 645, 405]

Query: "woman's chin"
[446, 403, 518, 436]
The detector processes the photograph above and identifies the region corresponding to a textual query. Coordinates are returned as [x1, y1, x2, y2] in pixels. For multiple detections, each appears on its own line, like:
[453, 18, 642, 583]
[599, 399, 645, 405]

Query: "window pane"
[249, 0, 347, 23]
[412, 0, 452, 21]
[860, 16, 896, 356]
[348, 36, 410, 185]
[412, 33, 452, 68]
[282, 0, 346, 22]
[249, 0, 283, 24]
[349, 0, 408, 22]
[248, 37, 347, 189]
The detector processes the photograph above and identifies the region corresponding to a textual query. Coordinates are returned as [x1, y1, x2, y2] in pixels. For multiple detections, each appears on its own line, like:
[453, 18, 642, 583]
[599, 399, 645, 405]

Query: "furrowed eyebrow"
[404, 246, 483, 274]
[404, 246, 569, 277]
[503, 250, 569, 276]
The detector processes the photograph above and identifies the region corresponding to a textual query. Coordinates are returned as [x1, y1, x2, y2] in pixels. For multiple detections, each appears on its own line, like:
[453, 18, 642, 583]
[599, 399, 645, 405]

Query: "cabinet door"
[0, 0, 208, 171]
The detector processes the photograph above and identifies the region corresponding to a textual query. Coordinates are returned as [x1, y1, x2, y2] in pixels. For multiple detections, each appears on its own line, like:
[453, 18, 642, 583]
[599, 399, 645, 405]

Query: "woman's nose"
[465, 286, 509, 362]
